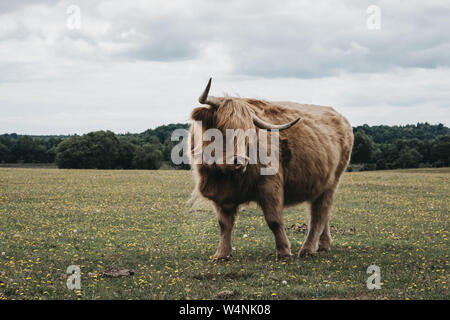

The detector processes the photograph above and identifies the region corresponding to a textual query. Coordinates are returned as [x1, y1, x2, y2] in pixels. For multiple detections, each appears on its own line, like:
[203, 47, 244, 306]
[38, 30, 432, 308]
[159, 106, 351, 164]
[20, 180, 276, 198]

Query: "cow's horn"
[251, 113, 300, 131]
[198, 78, 221, 108]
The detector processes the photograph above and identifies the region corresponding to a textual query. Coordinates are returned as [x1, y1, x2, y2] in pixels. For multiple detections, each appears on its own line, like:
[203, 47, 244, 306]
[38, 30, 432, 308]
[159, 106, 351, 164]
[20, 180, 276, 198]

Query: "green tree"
[395, 147, 422, 168]
[0, 143, 11, 163]
[431, 135, 450, 167]
[55, 131, 121, 169]
[351, 129, 374, 164]
[133, 144, 163, 169]
[55, 136, 86, 168]
[10, 136, 48, 163]
[118, 140, 136, 169]
[376, 158, 387, 170]
[84, 131, 120, 169]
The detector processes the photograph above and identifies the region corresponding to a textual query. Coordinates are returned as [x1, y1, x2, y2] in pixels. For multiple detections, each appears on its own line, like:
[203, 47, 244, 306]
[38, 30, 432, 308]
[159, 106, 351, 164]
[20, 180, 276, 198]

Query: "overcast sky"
[0, 0, 449, 135]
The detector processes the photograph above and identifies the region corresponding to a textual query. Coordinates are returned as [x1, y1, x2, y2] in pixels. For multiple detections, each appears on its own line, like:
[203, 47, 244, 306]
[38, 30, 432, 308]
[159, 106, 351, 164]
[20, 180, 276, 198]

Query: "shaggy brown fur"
[190, 97, 353, 260]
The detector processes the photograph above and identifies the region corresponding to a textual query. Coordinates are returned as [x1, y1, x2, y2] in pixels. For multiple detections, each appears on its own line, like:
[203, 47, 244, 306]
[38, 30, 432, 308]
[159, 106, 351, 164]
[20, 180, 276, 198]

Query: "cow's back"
[255, 100, 353, 203]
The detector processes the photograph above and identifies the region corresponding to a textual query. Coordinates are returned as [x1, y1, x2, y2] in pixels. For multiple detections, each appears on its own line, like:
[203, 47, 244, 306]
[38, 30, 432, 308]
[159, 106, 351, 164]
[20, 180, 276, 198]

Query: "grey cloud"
[3, 1, 448, 77]
[87, 1, 450, 78]
[0, 0, 449, 134]
[0, 0, 49, 12]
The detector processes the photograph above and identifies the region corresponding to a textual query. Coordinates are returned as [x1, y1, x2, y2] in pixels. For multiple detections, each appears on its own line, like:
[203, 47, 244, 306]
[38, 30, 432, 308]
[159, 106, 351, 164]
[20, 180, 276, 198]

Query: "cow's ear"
[191, 106, 215, 128]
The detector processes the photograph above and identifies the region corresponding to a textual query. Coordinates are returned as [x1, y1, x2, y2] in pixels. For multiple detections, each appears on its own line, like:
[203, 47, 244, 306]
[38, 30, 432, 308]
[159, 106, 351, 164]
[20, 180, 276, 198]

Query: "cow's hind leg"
[212, 204, 237, 261]
[299, 189, 335, 257]
[318, 220, 332, 252]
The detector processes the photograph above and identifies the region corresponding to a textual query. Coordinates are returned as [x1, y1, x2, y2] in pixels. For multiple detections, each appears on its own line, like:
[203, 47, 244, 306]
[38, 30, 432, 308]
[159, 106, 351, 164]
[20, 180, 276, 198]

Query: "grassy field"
[0, 168, 448, 300]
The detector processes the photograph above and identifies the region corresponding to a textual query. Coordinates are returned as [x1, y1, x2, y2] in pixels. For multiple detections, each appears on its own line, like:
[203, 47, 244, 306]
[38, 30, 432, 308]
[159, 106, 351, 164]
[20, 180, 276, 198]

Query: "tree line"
[351, 123, 449, 170]
[0, 122, 448, 170]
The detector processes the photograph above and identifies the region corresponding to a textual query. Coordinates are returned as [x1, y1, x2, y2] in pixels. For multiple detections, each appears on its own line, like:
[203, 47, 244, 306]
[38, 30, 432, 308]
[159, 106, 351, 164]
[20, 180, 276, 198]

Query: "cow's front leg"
[259, 187, 292, 259]
[212, 204, 236, 261]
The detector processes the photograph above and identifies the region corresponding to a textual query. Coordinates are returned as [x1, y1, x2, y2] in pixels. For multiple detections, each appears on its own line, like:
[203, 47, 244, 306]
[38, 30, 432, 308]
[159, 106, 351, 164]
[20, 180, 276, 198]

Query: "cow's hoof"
[211, 255, 232, 263]
[277, 253, 294, 261]
[317, 245, 330, 252]
[298, 248, 317, 258]
[318, 239, 331, 252]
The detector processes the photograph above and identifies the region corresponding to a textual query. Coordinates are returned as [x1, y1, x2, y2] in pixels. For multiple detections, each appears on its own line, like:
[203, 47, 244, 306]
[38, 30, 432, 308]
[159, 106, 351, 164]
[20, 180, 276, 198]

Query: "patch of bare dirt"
[102, 268, 135, 277]
[287, 223, 356, 235]
[213, 290, 237, 299]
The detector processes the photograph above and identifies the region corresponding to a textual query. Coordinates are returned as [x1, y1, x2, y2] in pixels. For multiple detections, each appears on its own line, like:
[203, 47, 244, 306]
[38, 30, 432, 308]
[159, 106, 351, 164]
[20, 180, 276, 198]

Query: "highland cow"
[189, 78, 353, 260]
